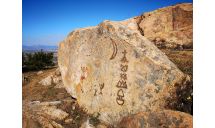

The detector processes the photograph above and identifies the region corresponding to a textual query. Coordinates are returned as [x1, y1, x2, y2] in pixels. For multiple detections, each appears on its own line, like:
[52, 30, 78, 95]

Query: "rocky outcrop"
[28, 101, 69, 121]
[23, 68, 99, 128]
[138, 3, 193, 49]
[37, 71, 43, 75]
[118, 110, 193, 128]
[39, 75, 53, 86]
[39, 68, 62, 86]
[117, 3, 193, 49]
[58, 19, 190, 124]
[23, 101, 69, 128]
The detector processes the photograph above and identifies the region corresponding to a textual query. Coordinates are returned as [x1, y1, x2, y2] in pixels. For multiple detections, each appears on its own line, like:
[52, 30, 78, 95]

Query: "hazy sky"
[22, 0, 193, 46]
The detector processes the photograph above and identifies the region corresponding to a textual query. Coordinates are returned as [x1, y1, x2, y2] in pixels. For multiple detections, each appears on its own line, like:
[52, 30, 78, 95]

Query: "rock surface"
[118, 110, 193, 128]
[138, 3, 193, 49]
[39, 75, 53, 86]
[139, 4, 193, 48]
[28, 101, 69, 120]
[58, 18, 190, 124]
[37, 71, 43, 75]
[39, 68, 62, 86]
[80, 118, 95, 128]
[116, 3, 193, 49]
[23, 101, 69, 128]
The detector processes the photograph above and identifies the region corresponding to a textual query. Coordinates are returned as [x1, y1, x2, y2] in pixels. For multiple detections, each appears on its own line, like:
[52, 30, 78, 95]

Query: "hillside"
[23, 3, 193, 128]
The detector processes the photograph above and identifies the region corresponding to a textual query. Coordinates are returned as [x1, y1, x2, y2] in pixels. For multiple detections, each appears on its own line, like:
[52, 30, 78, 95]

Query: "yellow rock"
[58, 13, 190, 124]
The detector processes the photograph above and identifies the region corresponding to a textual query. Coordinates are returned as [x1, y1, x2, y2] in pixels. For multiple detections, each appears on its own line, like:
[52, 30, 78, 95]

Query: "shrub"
[22, 50, 54, 72]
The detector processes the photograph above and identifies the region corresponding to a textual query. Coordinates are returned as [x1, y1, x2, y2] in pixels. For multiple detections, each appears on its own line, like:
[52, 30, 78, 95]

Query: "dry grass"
[162, 49, 193, 115]
[162, 49, 193, 77]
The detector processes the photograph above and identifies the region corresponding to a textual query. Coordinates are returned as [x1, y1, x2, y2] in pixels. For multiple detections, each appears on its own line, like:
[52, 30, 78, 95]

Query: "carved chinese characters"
[116, 50, 129, 105]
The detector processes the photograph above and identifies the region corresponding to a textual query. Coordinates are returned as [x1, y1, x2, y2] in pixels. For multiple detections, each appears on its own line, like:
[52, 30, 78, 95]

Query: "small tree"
[22, 50, 54, 71]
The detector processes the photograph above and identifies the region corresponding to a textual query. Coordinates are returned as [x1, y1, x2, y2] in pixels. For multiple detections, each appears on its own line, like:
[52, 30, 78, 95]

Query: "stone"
[118, 110, 193, 128]
[58, 17, 190, 124]
[110, 3, 193, 49]
[96, 124, 108, 128]
[24, 100, 70, 128]
[29, 101, 69, 121]
[38, 68, 63, 87]
[138, 3, 193, 49]
[35, 116, 54, 128]
[38, 69, 62, 86]
[23, 114, 42, 128]
[39, 106, 69, 120]
[28, 100, 41, 105]
[53, 76, 62, 84]
[80, 118, 95, 128]
[72, 105, 76, 110]
[54, 82, 64, 89]
[39, 75, 53, 86]
[64, 118, 73, 124]
[34, 101, 62, 106]
[37, 71, 43, 75]
[55, 68, 61, 76]
[51, 121, 64, 128]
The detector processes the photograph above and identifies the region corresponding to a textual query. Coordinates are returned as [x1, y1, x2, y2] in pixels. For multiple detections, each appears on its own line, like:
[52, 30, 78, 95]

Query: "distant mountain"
[22, 45, 58, 52]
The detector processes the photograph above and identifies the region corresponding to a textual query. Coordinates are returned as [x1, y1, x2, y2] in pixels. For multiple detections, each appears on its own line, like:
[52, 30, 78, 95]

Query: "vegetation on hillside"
[22, 50, 54, 72]
[162, 49, 193, 115]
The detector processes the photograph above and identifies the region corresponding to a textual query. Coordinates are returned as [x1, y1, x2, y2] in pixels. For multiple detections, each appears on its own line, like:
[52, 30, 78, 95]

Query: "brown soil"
[22, 68, 90, 128]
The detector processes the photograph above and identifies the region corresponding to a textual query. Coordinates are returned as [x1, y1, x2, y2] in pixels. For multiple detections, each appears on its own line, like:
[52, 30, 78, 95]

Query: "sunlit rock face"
[58, 20, 190, 124]
[138, 3, 193, 49]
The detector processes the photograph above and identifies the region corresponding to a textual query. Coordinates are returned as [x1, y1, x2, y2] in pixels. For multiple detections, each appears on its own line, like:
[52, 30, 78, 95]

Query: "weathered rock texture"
[115, 3, 193, 49]
[58, 18, 190, 124]
[23, 101, 68, 128]
[39, 68, 62, 86]
[118, 110, 193, 128]
[138, 3, 193, 49]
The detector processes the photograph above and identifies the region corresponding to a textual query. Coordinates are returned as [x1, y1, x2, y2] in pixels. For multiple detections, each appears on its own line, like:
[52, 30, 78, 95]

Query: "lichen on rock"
[58, 18, 191, 124]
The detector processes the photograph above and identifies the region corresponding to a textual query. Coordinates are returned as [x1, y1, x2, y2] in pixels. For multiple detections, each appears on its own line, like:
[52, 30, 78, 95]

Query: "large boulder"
[23, 101, 69, 128]
[58, 20, 190, 124]
[115, 3, 193, 49]
[138, 3, 193, 49]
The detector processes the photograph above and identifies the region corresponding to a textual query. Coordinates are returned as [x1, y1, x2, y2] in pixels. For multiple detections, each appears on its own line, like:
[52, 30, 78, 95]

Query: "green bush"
[23, 50, 54, 71]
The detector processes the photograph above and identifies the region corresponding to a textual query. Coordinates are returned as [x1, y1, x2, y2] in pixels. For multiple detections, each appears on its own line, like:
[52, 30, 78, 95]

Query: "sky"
[22, 0, 193, 46]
